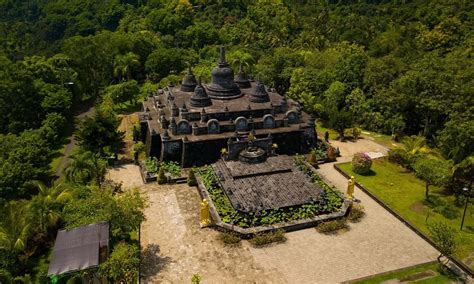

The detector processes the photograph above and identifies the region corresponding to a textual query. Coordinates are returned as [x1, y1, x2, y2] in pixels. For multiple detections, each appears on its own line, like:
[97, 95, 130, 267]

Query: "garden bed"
[196, 157, 350, 237]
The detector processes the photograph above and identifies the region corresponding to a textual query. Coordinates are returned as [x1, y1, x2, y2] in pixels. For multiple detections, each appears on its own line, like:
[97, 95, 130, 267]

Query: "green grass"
[351, 262, 457, 284]
[315, 121, 400, 149]
[49, 143, 68, 173]
[339, 159, 474, 265]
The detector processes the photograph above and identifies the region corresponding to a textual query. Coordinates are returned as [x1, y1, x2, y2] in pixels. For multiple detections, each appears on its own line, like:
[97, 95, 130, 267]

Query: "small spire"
[219, 46, 226, 63]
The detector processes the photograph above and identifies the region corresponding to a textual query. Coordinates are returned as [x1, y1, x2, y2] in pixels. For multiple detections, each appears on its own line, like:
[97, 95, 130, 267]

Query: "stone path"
[111, 138, 441, 283]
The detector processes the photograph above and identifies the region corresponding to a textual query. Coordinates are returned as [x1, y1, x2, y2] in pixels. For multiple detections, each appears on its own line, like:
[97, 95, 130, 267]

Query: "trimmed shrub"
[187, 168, 197, 186]
[249, 229, 286, 247]
[327, 146, 337, 162]
[316, 219, 348, 234]
[352, 152, 372, 174]
[307, 151, 317, 166]
[157, 167, 167, 184]
[219, 231, 241, 246]
[347, 204, 365, 223]
[352, 127, 362, 139]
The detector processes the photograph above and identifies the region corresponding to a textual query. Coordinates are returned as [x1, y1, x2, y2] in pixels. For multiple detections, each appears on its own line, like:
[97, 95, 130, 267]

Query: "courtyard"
[109, 138, 442, 283]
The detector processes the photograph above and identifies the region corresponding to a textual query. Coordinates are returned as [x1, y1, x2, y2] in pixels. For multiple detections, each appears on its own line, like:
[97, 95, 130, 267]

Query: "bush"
[327, 146, 337, 162]
[187, 168, 197, 186]
[219, 231, 241, 246]
[249, 229, 286, 247]
[352, 152, 372, 174]
[144, 157, 159, 174]
[352, 127, 362, 139]
[316, 219, 348, 234]
[157, 167, 167, 184]
[133, 141, 145, 153]
[347, 204, 365, 222]
[162, 161, 181, 177]
[388, 148, 409, 167]
[307, 151, 317, 166]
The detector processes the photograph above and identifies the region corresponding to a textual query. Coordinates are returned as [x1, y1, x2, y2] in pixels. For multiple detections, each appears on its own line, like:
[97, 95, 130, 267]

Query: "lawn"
[351, 262, 457, 284]
[315, 121, 400, 149]
[339, 159, 474, 266]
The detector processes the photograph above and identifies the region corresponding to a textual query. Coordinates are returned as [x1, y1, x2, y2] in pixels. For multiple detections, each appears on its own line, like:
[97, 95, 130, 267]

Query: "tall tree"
[114, 52, 140, 81]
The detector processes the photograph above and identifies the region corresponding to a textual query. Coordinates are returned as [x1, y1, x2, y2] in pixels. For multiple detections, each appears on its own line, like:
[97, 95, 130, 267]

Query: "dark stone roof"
[47, 222, 109, 276]
[214, 156, 323, 213]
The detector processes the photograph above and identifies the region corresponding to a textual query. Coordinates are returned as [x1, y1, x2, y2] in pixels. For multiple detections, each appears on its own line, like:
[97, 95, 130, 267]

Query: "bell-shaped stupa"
[190, 78, 212, 107]
[180, 66, 198, 92]
[249, 80, 270, 103]
[206, 46, 242, 100]
[235, 63, 251, 89]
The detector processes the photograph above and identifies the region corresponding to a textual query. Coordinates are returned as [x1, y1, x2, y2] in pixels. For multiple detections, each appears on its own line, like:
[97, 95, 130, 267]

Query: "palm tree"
[0, 201, 31, 253]
[65, 150, 107, 186]
[228, 51, 255, 73]
[28, 182, 74, 235]
[114, 52, 140, 81]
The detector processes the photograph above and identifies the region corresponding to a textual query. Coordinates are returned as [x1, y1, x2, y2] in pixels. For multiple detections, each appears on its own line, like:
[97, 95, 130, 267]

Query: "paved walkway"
[110, 138, 440, 283]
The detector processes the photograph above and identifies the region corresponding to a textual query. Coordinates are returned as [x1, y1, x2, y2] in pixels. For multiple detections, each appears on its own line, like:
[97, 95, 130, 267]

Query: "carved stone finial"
[219, 46, 226, 63]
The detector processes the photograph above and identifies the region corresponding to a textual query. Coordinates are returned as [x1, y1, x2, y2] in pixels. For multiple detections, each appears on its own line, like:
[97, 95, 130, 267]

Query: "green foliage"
[219, 231, 241, 246]
[316, 219, 348, 234]
[0, 130, 52, 199]
[428, 222, 458, 262]
[62, 187, 146, 240]
[143, 157, 159, 174]
[352, 152, 373, 175]
[133, 141, 145, 154]
[347, 204, 365, 223]
[249, 229, 286, 247]
[162, 161, 181, 177]
[99, 242, 139, 283]
[65, 150, 108, 185]
[103, 80, 140, 105]
[76, 111, 124, 156]
[187, 168, 197, 186]
[157, 167, 167, 185]
[412, 157, 452, 198]
[191, 273, 202, 284]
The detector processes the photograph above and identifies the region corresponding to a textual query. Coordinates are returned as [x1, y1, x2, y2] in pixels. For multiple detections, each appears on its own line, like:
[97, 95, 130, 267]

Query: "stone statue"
[200, 199, 211, 228]
[347, 176, 355, 200]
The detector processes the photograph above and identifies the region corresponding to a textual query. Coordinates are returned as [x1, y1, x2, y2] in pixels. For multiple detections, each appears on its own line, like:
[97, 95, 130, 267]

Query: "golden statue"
[347, 176, 356, 200]
[200, 199, 211, 228]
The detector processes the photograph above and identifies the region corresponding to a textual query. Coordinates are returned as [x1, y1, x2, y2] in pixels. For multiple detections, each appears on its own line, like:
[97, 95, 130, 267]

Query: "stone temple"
[139, 47, 317, 167]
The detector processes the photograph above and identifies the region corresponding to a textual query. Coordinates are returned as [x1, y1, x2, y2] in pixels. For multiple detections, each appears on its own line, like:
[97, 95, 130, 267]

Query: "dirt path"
[54, 106, 95, 178]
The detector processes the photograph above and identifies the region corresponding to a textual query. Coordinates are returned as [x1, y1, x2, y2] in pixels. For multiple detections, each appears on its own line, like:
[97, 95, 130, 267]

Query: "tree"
[228, 50, 255, 72]
[413, 157, 451, 198]
[99, 242, 139, 282]
[76, 111, 124, 156]
[103, 80, 140, 105]
[65, 150, 107, 186]
[328, 110, 353, 141]
[428, 222, 458, 265]
[62, 187, 146, 240]
[114, 52, 140, 81]
[28, 182, 73, 236]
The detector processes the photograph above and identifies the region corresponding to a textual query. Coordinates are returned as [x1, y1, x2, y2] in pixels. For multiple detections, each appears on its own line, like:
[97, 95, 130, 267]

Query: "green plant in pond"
[162, 161, 181, 177]
[143, 157, 159, 174]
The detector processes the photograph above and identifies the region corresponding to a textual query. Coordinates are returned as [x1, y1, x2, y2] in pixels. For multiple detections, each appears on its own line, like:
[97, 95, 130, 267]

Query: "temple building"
[139, 47, 317, 167]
